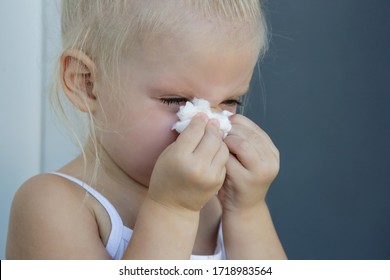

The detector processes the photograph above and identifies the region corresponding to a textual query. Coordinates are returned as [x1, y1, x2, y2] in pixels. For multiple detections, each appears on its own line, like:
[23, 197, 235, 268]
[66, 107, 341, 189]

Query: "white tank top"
[52, 172, 226, 260]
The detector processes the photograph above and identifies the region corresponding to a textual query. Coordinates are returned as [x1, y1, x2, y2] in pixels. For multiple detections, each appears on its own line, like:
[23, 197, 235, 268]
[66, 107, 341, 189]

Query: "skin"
[6, 15, 286, 259]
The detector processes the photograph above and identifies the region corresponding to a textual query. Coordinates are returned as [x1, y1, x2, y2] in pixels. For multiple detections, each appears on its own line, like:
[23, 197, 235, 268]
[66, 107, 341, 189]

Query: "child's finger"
[211, 142, 229, 169]
[229, 123, 279, 159]
[225, 152, 246, 175]
[229, 115, 277, 154]
[194, 119, 224, 164]
[229, 114, 262, 134]
[224, 134, 259, 170]
[175, 113, 208, 153]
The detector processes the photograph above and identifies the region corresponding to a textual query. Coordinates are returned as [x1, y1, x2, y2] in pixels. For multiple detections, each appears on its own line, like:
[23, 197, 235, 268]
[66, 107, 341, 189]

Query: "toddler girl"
[7, 0, 286, 259]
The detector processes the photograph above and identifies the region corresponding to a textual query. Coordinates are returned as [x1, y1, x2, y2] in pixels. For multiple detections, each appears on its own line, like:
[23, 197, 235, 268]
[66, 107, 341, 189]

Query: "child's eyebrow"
[151, 88, 193, 98]
[150, 83, 250, 98]
[149, 81, 192, 94]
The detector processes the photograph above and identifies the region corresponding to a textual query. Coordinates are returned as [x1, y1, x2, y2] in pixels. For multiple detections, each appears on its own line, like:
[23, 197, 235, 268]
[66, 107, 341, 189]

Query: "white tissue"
[172, 98, 233, 138]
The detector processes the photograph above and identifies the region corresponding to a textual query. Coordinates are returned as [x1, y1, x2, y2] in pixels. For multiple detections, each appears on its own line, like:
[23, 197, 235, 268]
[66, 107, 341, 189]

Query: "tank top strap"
[51, 172, 125, 258]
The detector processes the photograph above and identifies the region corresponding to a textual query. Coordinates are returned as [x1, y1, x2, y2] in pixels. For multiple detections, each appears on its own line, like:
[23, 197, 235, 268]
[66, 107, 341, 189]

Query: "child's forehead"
[134, 7, 263, 59]
[134, 26, 261, 70]
[123, 0, 263, 42]
[144, 20, 259, 46]
[131, 0, 261, 20]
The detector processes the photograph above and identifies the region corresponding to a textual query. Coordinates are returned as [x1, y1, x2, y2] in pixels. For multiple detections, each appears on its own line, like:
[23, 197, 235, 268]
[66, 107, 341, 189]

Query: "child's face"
[96, 28, 260, 186]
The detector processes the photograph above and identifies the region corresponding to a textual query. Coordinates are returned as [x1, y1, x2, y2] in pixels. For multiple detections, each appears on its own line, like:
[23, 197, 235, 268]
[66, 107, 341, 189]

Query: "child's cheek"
[130, 112, 179, 180]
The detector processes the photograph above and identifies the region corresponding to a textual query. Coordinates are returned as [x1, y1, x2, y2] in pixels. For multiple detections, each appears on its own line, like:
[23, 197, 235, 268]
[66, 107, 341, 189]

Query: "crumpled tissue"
[172, 98, 233, 138]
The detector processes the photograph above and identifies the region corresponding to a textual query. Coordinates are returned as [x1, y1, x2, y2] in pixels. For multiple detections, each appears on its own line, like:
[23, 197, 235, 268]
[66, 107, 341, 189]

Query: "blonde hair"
[53, 0, 268, 183]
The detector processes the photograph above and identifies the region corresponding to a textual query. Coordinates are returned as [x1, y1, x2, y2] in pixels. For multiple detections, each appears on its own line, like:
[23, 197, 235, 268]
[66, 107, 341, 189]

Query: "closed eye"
[160, 97, 244, 107]
[160, 97, 189, 106]
[222, 99, 243, 107]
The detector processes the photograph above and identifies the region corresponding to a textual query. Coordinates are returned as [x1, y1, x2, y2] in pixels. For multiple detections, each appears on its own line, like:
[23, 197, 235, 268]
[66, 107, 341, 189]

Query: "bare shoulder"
[11, 174, 86, 209]
[6, 173, 111, 259]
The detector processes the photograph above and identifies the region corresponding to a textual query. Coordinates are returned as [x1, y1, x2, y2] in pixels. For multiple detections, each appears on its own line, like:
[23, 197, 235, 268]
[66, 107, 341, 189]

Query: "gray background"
[247, 0, 390, 259]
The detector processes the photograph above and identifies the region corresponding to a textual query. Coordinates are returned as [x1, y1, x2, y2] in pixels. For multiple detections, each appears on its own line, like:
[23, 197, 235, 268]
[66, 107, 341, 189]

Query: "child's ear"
[61, 50, 97, 113]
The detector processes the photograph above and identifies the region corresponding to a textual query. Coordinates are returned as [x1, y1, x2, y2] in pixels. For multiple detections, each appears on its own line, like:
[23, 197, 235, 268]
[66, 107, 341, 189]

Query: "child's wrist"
[144, 194, 201, 222]
[222, 200, 268, 218]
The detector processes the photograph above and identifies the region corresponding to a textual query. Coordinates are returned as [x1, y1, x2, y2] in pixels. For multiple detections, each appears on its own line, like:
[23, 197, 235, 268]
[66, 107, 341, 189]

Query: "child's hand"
[219, 114, 280, 213]
[148, 114, 229, 213]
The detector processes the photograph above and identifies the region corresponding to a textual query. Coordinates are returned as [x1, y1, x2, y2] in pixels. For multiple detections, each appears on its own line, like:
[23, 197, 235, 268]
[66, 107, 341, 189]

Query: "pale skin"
[6, 18, 286, 259]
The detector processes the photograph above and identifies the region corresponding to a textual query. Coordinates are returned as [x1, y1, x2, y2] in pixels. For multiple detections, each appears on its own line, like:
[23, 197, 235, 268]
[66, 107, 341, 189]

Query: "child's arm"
[222, 202, 286, 259]
[123, 114, 229, 259]
[6, 174, 114, 259]
[220, 114, 287, 259]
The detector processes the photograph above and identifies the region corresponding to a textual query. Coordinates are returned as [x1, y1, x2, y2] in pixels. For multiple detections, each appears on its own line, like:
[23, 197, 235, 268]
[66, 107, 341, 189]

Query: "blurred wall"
[254, 0, 390, 259]
[0, 0, 77, 259]
[0, 0, 43, 259]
